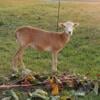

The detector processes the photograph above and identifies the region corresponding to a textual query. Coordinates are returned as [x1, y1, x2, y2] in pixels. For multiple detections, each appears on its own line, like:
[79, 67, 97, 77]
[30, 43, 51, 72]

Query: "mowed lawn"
[0, 0, 100, 78]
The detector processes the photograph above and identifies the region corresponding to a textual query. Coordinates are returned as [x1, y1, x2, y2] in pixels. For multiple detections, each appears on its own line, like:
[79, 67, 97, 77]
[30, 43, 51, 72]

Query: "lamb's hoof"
[12, 68, 19, 74]
[52, 69, 58, 75]
[21, 68, 32, 77]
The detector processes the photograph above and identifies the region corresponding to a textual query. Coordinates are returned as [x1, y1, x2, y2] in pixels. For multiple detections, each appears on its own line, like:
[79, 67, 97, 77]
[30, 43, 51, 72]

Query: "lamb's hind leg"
[12, 46, 25, 72]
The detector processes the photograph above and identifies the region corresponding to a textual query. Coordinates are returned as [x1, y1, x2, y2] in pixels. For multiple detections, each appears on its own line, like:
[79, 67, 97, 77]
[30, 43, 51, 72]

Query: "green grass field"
[0, 0, 100, 77]
[0, 0, 100, 99]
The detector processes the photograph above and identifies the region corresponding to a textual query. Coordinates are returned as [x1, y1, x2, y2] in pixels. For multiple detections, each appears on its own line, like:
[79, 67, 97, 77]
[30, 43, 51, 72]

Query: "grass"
[0, 0, 100, 78]
[0, 0, 100, 99]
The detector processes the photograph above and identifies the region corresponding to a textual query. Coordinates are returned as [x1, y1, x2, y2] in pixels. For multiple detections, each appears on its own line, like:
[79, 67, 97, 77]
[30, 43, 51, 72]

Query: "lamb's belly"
[44, 46, 52, 52]
[30, 44, 36, 49]
[30, 43, 52, 52]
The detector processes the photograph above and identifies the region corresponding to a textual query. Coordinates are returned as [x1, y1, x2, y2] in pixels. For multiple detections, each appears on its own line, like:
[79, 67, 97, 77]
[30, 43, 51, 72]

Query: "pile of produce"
[0, 69, 99, 100]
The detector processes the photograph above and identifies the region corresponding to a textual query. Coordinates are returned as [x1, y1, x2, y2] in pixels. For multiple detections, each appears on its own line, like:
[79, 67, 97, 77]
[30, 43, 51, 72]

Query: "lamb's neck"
[60, 32, 71, 44]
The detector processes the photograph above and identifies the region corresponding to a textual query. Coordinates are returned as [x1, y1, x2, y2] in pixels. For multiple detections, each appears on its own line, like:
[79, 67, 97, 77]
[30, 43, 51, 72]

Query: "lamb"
[12, 21, 79, 72]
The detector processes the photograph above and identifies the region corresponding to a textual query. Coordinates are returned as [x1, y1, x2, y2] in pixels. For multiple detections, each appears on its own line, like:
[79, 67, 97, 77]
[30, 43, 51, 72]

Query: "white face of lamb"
[59, 21, 79, 36]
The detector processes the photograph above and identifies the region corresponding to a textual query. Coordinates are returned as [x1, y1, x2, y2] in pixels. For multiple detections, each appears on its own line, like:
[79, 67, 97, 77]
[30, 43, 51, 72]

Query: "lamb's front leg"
[52, 52, 58, 72]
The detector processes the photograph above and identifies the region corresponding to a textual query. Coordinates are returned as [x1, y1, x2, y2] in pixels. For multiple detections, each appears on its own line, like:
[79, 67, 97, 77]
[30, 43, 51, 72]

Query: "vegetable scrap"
[0, 71, 100, 100]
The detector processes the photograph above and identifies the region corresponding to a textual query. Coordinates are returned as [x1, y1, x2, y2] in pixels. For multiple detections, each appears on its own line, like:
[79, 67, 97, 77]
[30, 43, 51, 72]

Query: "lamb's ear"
[74, 23, 79, 27]
[58, 23, 65, 28]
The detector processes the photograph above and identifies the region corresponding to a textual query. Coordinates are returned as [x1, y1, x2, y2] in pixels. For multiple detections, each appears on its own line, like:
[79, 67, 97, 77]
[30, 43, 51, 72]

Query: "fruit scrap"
[49, 76, 61, 96]
[24, 74, 35, 82]
[60, 73, 77, 88]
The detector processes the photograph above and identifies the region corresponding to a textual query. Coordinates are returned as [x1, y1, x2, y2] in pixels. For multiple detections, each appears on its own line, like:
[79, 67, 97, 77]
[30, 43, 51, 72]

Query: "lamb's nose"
[68, 31, 71, 34]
